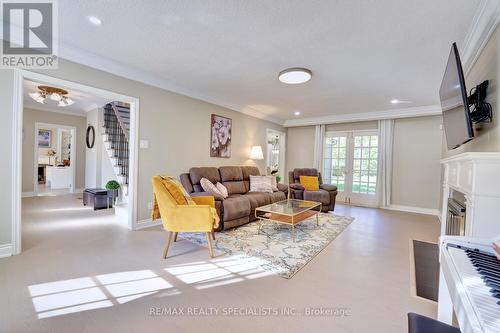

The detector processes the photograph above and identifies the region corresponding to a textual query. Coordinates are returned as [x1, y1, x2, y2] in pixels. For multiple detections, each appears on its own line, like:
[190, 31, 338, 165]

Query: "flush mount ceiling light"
[29, 86, 74, 107]
[88, 16, 102, 25]
[278, 67, 312, 84]
[294, 111, 301, 116]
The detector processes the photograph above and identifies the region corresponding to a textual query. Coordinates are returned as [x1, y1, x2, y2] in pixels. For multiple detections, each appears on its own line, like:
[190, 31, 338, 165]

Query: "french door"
[323, 130, 379, 207]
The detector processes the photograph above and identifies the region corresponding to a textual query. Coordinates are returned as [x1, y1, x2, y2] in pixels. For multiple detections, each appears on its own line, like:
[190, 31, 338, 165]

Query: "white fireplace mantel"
[441, 152, 500, 238]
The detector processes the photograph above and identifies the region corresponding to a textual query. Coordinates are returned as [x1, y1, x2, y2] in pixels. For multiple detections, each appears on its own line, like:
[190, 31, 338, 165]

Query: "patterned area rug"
[179, 212, 354, 279]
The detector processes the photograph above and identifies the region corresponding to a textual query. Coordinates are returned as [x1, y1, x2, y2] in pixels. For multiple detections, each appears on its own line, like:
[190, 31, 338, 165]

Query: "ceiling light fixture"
[278, 67, 312, 84]
[88, 16, 102, 25]
[294, 111, 301, 116]
[29, 86, 74, 107]
[391, 99, 413, 104]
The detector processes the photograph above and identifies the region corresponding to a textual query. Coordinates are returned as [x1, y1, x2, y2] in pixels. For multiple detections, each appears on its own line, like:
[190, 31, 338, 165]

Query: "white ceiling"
[57, 0, 480, 123]
[23, 79, 111, 116]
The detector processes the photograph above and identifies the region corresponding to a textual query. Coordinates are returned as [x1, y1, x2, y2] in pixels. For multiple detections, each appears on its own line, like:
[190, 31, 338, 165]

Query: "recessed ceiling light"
[88, 16, 102, 26]
[294, 111, 301, 116]
[278, 67, 312, 84]
[391, 99, 412, 104]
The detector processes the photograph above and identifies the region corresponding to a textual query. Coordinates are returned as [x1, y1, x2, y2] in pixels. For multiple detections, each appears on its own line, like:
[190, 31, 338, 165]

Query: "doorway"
[11, 69, 140, 255]
[34, 122, 76, 196]
[266, 129, 286, 183]
[323, 130, 379, 207]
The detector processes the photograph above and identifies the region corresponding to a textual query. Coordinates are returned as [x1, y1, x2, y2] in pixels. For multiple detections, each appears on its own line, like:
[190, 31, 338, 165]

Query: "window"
[352, 134, 378, 194]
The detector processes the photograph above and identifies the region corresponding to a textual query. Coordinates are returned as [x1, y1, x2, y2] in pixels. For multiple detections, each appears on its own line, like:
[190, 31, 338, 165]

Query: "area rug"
[179, 212, 354, 279]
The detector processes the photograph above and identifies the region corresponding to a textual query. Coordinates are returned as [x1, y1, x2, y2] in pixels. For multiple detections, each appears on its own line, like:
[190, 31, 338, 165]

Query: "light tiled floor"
[0, 194, 440, 333]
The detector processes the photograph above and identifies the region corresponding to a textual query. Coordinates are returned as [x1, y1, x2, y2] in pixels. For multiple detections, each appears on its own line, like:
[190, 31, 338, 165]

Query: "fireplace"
[445, 190, 466, 236]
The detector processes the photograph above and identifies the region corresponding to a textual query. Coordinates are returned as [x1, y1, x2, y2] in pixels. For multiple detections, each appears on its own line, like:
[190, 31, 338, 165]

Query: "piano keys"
[438, 236, 500, 333]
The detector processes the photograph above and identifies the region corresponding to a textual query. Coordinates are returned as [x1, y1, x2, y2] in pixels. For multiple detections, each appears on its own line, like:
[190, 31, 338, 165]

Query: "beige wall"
[285, 126, 315, 181]
[0, 59, 285, 247]
[442, 25, 500, 157]
[22, 108, 87, 193]
[392, 116, 443, 210]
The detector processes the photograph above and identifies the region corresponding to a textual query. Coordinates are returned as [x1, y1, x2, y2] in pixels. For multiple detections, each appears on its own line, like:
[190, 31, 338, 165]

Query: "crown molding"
[24, 104, 87, 117]
[460, 0, 500, 76]
[58, 43, 284, 125]
[283, 105, 441, 127]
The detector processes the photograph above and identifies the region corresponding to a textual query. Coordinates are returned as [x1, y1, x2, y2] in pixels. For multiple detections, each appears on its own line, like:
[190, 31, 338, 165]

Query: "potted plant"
[105, 180, 120, 204]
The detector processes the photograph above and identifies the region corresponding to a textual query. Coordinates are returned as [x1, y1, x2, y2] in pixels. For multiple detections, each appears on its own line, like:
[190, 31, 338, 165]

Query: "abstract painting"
[210, 114, 231, 157]
[38, 129, 51, 148]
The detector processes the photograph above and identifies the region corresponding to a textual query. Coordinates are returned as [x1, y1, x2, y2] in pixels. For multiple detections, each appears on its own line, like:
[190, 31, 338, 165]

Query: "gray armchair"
[288, 168, 338, 212]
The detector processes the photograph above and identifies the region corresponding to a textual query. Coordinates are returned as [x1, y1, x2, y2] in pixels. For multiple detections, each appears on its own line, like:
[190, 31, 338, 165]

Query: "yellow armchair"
[151, 175, 219, 258]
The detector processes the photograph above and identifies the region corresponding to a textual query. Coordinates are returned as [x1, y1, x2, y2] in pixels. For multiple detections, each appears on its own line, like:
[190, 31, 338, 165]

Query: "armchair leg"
[211, 230, 215, 240]
[206, 232, 214, 258]
[173, 232, 178, 242]
[163, 232, 174, 259]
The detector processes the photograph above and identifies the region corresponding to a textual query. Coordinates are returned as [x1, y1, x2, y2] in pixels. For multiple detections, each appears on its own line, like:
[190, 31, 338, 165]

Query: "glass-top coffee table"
[255, 199, 322, 242]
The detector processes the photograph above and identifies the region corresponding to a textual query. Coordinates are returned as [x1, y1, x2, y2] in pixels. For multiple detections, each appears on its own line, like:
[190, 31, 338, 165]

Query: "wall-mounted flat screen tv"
[439, 42, 474, 150]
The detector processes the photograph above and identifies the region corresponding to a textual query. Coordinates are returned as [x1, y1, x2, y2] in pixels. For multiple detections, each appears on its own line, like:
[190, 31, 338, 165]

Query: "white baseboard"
[385, 205, 441, 217]
[22, 192, 34, 198]
[0, 244, 12, 258]
[135, 219, 162, 230]
[74, 188, 85, 193]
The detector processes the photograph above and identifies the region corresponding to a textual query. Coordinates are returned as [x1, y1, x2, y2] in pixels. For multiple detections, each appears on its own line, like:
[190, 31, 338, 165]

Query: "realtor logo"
[1, 0, 58, 68]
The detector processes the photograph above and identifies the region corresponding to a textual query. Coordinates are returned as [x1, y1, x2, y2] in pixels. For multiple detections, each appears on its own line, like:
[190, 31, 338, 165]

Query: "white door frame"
[325, 129, 378, 208]
[34, 122, 77, 195]
[265, 128, 286, 180]
[11, 69, 140, 255]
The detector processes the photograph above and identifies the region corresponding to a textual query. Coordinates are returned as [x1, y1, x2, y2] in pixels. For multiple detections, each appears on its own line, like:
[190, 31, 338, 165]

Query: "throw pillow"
[200, 177, 223, 196]
[249, 175, 274, 193]
[216, 182, 228, 198]
[160, 175, 195, 205]
[270, 176, 279, 192]
[299, 175, 320, 191]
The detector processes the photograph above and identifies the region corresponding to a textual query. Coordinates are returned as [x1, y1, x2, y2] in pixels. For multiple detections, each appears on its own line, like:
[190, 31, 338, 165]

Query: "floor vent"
[412, 240, 439, 302]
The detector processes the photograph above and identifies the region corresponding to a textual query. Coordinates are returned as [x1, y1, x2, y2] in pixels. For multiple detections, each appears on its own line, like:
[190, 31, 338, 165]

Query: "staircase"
[103, 102, 130, 196]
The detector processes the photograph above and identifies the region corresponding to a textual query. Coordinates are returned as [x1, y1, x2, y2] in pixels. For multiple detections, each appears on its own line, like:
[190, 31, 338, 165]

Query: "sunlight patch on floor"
[28, 270, 174, 319]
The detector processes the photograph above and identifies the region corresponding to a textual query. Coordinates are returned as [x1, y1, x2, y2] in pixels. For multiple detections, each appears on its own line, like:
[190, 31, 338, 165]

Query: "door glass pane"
[352, 134, 378, 194]
[323, 134, 347, 191]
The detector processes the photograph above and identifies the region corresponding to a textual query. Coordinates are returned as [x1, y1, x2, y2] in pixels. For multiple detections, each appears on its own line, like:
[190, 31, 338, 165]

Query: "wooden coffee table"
[255, 199, 322, 242]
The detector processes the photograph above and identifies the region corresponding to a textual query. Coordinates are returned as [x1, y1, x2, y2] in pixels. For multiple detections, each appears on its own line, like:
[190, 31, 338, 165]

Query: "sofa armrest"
[191, 191, 224, 201]
[320, 184, 338, 192]
[276, 183, 288, 192]
[289, 183, 305, 191]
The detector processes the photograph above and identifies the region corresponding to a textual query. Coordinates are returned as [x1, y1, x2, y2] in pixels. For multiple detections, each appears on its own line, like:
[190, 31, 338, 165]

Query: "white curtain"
[313, 124, 326, 172]
[377, 119, 394, 208]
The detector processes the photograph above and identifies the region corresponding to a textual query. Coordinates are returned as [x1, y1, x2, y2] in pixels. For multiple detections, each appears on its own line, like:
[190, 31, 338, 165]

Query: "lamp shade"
[250, 146, 264, 160]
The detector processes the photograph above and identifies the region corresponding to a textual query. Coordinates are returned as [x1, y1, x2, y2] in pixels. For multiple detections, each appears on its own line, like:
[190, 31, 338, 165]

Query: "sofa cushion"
[219, 166, 243, 182]
[223, 196, 251, 221]
[293, 168, 319, 182]
[222, 181, 246, 195]
[269, 191, 286, 203]
[303, 189, 331, 205]
[243, 192, 270, 211]
[189, 167, 221, 186]
[241, 166, 260, 192]
[179, 173, 194, 193]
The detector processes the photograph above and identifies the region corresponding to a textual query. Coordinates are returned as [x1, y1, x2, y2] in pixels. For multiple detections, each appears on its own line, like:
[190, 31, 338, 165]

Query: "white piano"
[438, 236, 500, 333]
